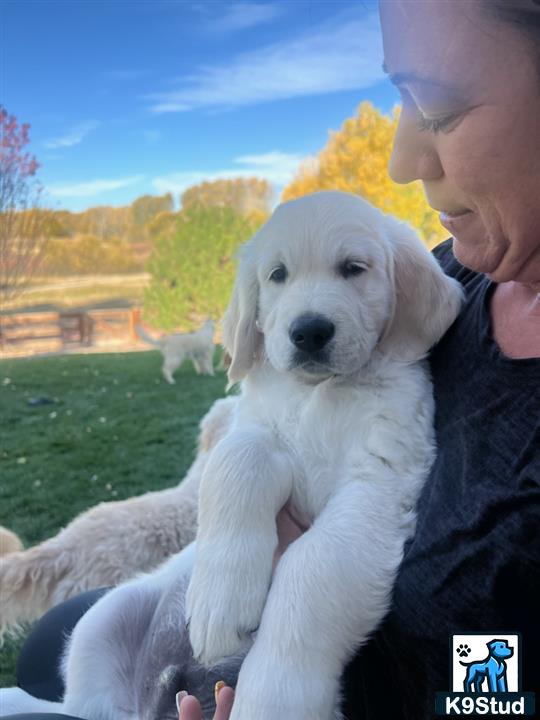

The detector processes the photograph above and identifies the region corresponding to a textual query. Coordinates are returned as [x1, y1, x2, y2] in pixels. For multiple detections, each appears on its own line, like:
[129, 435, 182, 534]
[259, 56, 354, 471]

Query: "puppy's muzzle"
[289, 314, 335, 354]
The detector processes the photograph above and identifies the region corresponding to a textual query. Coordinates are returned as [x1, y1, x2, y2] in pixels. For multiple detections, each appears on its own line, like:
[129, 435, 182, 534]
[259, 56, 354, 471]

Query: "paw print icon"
[456, 643, 471, 658]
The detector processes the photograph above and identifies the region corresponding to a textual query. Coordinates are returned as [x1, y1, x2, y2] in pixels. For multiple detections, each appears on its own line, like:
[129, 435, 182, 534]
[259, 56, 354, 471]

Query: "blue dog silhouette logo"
[458, 638, 514, 692]
[436, 633, 536, 715]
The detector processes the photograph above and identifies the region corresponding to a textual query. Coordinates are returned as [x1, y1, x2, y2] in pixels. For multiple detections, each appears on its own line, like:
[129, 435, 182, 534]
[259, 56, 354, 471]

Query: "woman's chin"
[452, 235, 507, 278]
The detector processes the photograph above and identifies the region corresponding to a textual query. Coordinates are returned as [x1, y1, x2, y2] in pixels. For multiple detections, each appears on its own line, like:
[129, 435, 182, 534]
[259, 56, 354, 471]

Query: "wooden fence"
[0, 308, 142, 356]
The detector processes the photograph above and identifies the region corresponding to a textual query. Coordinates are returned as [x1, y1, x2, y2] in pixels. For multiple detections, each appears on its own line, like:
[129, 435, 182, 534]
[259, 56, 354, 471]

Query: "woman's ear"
[221, 241, 261, 386]
[379, 219, 463, 362]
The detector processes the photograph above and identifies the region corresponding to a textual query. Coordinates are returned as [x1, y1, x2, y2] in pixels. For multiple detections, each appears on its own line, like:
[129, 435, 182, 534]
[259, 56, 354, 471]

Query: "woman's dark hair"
[484, 1, 540, 58]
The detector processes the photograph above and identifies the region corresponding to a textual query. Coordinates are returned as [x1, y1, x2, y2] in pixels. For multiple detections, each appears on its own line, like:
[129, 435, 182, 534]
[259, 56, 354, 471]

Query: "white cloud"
[43, 121, 100, 149]
[233, 151, 306, 184]
[47, 175, 144, 198]
[203, 2, 285, 34]
[152, 150, 306, 200]
[146, 12, 384, 113]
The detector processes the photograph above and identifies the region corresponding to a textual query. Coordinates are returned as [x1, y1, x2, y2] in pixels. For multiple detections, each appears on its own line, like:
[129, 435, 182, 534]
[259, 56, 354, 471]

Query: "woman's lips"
[439, 209, 474, 236]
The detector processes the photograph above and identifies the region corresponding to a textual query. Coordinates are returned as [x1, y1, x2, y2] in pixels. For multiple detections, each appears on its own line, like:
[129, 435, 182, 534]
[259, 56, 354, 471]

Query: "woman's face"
[379, 0, 540, 286]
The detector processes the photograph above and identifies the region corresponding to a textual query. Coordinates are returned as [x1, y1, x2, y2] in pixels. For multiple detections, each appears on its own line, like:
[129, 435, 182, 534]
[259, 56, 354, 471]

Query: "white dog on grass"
[136, 319, 215, 383]
[0, 191, 462, 720]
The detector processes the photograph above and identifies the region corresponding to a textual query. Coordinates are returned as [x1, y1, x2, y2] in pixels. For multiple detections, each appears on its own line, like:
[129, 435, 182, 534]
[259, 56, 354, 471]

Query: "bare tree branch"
[0, 106, 49, 306]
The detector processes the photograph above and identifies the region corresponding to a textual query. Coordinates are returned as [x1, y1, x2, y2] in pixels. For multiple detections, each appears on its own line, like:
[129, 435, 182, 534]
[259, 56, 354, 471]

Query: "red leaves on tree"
[1, 105, 46, 305]
[0, 106, 40, 182]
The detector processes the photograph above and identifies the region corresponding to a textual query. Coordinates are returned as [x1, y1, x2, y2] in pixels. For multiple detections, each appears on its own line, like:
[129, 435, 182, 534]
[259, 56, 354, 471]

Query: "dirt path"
[21, 273, 150, 294]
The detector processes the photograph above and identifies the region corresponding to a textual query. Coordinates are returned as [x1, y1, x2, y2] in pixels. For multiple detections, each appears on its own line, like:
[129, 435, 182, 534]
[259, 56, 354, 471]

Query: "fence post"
[130, 308, 141, 341]
[81, 313, 93, 345]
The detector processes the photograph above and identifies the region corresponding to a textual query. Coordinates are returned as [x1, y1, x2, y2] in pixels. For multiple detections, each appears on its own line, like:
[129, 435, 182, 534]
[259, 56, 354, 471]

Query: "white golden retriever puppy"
[136, 319, 215, 383]
[185, 191, 462, 718]
[0, 191, 462, 720]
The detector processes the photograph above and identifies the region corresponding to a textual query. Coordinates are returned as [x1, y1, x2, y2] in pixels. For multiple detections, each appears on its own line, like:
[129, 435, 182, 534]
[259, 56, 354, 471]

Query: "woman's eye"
[399, 85, 464, 134]
[417, 112, 461, 134]
[340, 261, 367, 279]
[268, 264, 287, 283]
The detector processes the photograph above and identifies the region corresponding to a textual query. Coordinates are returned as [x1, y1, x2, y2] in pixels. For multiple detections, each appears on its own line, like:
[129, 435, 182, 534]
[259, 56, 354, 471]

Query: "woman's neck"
[490, 281, 540, 359]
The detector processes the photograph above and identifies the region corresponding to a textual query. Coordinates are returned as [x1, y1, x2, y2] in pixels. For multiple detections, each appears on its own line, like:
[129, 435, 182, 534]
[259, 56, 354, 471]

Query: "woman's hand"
[274, 501, 308, 567]
[177, 685, 235, 720]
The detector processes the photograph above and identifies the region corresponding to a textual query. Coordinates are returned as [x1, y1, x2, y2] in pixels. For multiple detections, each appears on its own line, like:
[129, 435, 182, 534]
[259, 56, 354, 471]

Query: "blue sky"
[2, 0, 399, 212]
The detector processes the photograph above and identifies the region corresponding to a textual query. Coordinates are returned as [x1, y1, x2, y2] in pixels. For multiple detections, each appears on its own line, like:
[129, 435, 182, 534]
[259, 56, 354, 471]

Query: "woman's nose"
[388, 108, 444, 185]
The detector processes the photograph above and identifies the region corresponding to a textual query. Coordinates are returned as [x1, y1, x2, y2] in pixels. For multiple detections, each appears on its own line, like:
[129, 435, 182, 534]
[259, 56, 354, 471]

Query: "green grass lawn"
[0, 350, 228, 687]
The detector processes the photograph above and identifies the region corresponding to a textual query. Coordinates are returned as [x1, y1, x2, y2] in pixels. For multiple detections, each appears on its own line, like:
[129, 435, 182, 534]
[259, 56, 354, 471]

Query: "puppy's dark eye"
[268, 264, 287, 283]
[339, 260, 368, 279]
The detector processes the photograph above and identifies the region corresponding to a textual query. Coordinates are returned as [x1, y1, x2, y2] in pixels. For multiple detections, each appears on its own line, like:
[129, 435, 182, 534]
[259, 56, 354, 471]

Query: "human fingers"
[214, 684, 235, 720]
[177, 691, 203, 720]
[176, 684, 235, 720]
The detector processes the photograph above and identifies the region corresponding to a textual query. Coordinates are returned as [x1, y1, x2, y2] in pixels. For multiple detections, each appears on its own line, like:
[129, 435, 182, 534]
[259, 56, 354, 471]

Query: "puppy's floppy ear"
[221, 241, 261, 386]
[379, 219, 463, 362]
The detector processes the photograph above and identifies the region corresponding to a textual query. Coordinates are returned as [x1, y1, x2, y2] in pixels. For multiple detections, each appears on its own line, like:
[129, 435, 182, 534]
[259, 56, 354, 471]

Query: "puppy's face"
[254, 198, 394, 380]
[223, 191, 462, 386]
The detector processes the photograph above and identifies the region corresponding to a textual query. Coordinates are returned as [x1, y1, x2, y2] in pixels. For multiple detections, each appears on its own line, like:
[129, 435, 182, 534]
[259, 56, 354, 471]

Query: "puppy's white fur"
[136, 319, 215, 384]
[0, 192, 462, 720]
[186, 191, 463, 718]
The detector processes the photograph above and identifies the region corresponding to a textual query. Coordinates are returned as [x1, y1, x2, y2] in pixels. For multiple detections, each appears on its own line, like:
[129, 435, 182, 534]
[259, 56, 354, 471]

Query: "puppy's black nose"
[289, 315, 335, 353]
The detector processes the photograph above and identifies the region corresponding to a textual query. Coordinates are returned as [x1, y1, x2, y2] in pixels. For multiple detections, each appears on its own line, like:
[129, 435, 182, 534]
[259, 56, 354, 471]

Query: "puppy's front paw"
[185, 543, 270, 666]
[230, 643, 340, 720]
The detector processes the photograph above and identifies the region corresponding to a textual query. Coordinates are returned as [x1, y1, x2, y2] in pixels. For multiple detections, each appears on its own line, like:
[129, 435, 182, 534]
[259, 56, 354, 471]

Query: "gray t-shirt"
[342, 239, 540, 719]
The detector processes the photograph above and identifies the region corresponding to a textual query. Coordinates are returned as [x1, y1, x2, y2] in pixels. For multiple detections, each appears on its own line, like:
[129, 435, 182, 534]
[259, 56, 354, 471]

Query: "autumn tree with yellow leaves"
[282, 101, 446, 248]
